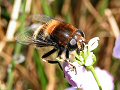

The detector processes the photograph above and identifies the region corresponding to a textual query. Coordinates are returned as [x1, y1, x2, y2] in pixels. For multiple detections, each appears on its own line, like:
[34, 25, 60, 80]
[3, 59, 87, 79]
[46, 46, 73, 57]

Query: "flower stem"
[87, 66, 102, 90]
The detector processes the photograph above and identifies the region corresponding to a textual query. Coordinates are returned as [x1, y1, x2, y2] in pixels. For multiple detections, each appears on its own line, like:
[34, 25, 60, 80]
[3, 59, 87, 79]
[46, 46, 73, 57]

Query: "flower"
[63, 62, 87, 88]
[62, 37, 114, 90]
[82, 67, 114, 90]
[63, 62, 114, 90]
[75, 37, 99, 66]
[63, 37, 114, 90]
[113, 36, 120, 59]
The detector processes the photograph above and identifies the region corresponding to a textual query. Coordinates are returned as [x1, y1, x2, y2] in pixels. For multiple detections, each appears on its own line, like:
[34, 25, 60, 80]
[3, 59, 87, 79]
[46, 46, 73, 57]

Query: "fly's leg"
[57, 46, 64, 57]
[47, 60, 63, 71]
[66, 49, 69, 58]
[65, 59, 77, 75]
[42, 48, 57, 58]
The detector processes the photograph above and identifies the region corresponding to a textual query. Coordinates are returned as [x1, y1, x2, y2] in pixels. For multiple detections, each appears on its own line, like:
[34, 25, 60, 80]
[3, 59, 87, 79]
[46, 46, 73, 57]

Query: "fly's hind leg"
[43, 59, 65, 77]
[47, 60, 63, 71]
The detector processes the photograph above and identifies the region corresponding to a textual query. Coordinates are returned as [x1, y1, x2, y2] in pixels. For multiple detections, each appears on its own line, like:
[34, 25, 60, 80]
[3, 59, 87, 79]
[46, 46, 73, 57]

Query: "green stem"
[87, 66, 102, 90]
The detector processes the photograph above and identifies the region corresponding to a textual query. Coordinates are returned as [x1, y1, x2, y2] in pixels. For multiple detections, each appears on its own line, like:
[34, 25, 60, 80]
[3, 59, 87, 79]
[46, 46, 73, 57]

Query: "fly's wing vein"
[32, 15, 53, 24]
[16, 28, 34, 45]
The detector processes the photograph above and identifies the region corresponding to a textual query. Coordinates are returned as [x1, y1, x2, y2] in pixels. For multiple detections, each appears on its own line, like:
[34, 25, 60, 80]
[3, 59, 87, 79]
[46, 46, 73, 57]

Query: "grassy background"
[0, 0, 120, 90]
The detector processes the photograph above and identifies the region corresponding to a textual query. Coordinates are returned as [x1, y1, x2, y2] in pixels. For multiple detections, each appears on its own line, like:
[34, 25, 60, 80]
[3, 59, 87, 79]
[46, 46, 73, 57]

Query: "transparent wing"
[16, 24, 56, 47]
[32, 14, 53, 24]
[16, 23, 42, 45]
[16, 28, 35, 45]
[32, 14, 66, 25]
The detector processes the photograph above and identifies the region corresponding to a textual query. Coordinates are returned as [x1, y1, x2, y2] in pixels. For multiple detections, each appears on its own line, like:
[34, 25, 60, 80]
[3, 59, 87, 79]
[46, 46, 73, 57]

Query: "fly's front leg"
[65, 59, 77, 75]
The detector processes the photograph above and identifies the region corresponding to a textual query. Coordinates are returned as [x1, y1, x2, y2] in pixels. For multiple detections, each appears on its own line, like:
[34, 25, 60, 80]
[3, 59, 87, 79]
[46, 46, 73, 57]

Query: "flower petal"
[113, 36, 120, 59]
[81, 67, 114, 90]
[88, 37, 99, 51]
[63, 62, 114, 90]
[63, 62, 87, 88]
[85, 53, 94, 66]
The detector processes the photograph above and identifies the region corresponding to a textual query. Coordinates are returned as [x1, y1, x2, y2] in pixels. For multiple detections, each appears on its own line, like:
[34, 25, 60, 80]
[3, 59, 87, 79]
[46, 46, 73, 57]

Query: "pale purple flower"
[63, 62, 114, 90]
[82, 67, 114, 90]
[113, 36, 120, 59]
[63, 62, 87, 88]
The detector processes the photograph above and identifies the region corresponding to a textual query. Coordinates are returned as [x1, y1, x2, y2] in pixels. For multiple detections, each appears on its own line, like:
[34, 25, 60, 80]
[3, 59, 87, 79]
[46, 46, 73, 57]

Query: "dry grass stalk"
[6, 0, 22, 41]
[105, 9, 120, 38]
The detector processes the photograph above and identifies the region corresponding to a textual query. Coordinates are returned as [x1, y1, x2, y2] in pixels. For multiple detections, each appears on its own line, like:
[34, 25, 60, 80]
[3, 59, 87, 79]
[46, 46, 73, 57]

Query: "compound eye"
[70, 39, 76, 46]
[77, 30, 85, 37]
[68, 39, 77, 50]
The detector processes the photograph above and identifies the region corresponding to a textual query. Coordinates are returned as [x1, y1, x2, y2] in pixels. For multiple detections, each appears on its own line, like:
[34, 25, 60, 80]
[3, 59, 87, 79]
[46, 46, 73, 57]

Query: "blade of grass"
[40, 0, 53, 16]
[61, 0, 72, 23]
[15, 0, 27, 54]
[33, 49, 48, 90]
[65, 13, 72, 23]
[7, 1, 27, 90]
[7, 60, 16, 90]
[99, 0, 109, 16]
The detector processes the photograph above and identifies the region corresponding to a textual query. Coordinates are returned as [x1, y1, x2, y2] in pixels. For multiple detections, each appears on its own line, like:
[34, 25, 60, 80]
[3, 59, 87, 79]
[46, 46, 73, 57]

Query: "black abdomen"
[50, 24, 76, 46]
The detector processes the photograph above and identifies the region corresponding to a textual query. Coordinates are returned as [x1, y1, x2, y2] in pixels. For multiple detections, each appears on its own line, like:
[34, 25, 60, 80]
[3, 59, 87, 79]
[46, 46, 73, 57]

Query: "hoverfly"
[16, 15, 85, 66]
